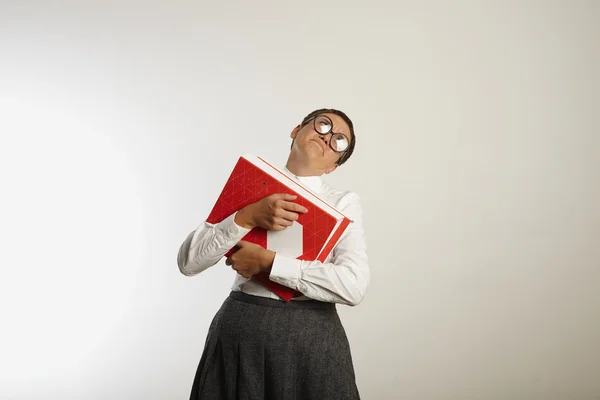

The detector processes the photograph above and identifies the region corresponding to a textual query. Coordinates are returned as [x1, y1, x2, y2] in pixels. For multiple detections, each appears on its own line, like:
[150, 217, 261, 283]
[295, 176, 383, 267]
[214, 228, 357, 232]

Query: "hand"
[235, 193, 308, 231]
[225, 240, 275, 278]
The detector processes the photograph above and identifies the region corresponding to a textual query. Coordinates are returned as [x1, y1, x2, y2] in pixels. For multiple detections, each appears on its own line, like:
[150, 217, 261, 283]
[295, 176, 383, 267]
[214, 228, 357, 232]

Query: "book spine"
[316, 217, 352, 262]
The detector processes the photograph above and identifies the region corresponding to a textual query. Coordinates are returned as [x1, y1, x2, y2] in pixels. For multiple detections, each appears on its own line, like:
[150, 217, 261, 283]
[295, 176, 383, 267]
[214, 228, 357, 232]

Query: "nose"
[319, 134, 330, 144]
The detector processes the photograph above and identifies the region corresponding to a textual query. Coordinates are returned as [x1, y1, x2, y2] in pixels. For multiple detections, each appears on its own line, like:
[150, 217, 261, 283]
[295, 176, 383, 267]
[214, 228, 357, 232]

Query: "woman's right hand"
[235, 193, 308, 231]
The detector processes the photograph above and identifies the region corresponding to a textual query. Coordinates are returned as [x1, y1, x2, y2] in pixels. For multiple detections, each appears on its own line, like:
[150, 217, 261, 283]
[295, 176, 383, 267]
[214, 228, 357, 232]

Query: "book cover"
[206, 154, 352, 301]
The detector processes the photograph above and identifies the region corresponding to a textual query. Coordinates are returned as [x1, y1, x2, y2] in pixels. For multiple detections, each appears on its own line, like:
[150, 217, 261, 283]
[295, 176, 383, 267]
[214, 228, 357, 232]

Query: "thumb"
[237, 240, 249, 248]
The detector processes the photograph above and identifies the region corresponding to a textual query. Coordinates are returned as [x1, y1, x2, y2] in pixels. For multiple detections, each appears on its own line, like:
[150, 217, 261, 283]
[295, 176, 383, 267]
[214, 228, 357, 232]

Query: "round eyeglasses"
[304, 115, 350, 153]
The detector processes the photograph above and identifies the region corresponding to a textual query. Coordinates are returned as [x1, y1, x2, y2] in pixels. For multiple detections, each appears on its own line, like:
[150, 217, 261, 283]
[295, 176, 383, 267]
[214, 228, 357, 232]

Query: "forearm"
[234, 206, 256, 229]
[177, 212, 251, 276]
[268, 251, 370, 306]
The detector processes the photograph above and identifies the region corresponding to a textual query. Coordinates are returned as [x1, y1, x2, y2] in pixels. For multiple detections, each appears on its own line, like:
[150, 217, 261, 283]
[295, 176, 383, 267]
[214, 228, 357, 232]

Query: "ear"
[290, 124, 301, 139]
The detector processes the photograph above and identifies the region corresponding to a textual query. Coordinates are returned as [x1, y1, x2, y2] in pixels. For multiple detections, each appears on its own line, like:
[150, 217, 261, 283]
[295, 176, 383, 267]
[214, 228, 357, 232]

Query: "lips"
[311, 139, 326, 153]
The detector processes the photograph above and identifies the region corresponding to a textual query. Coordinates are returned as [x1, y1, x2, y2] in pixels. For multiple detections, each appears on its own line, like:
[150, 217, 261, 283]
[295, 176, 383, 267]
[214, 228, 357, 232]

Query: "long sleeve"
[267, 192, 370, 306]
[177, 212, 252, 276]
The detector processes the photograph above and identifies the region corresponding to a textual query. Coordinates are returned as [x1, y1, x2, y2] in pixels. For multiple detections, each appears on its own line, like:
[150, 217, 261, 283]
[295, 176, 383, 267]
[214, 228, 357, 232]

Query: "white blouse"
[177, 167, 370, 306]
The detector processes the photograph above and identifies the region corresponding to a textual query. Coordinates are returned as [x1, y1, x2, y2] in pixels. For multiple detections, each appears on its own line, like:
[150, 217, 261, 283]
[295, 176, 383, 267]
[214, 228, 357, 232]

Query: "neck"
[285, 152, 323, 177]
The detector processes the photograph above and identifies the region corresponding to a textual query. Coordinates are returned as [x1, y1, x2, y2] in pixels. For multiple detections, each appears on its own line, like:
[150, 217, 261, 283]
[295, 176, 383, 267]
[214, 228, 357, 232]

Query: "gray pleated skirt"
[189, 291, 360, 400]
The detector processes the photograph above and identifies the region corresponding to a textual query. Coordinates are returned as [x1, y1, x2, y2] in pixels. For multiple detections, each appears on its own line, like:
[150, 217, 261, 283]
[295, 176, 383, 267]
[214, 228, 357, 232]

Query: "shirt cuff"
[268, 253, 302, 289]
[216, 211, 252, 242]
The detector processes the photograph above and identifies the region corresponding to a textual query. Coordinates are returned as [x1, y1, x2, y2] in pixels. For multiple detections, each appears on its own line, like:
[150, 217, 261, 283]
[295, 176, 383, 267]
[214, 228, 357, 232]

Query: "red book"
[206, 154, 352, 301]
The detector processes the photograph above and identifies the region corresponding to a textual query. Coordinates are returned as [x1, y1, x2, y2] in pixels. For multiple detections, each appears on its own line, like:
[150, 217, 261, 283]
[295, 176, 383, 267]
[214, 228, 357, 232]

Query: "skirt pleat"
[189, 291, 360, 400]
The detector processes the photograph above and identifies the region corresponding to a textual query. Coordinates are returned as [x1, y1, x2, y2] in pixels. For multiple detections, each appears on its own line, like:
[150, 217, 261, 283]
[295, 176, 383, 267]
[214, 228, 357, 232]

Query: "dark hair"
[298, 108, 356, 166]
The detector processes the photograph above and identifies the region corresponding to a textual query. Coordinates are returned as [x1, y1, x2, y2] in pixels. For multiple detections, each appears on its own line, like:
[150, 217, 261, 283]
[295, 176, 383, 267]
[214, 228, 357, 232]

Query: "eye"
[332, 134, 349, 151]
[315, 116, 331, 134]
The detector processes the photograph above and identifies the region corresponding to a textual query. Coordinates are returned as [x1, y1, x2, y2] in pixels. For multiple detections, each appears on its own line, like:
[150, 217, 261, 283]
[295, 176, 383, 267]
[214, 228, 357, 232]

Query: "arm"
[177, 211, 252, 276]
[267, 192, 370, 306]
[177, 193, 306, 276]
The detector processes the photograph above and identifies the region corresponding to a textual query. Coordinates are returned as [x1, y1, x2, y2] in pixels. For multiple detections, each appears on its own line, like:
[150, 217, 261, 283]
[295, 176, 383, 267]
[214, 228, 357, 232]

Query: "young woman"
[177, 108, 370, 399]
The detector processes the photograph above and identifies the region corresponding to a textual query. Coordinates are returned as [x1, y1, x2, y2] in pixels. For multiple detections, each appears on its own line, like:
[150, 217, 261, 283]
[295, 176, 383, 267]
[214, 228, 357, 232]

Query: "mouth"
[311, 139, 326, 154]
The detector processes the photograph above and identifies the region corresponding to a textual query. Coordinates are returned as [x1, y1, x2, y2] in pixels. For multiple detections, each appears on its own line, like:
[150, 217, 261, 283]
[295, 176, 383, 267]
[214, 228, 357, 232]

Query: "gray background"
[1, 1, 598, 399]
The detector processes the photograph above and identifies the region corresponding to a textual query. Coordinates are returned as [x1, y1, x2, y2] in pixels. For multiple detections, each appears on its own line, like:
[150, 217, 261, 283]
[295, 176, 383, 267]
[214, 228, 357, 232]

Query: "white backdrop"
[1, 1, 599, 399]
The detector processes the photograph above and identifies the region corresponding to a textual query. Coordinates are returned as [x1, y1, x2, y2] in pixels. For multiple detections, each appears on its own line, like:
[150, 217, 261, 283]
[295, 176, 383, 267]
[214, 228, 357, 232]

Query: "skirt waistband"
[229, 291, 336, 310]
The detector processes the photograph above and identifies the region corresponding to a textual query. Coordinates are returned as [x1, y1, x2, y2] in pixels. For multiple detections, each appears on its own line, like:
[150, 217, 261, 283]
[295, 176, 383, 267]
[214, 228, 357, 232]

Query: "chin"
[296, 154, 319, 169]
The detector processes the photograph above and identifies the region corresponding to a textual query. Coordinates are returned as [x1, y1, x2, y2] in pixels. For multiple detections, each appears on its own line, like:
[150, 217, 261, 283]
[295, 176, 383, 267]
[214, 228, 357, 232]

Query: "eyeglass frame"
[302, 114, 352, 161]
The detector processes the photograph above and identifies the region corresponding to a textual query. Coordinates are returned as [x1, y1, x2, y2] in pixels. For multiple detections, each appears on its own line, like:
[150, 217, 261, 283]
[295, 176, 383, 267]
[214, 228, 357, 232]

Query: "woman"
[177, 108, 370, 399]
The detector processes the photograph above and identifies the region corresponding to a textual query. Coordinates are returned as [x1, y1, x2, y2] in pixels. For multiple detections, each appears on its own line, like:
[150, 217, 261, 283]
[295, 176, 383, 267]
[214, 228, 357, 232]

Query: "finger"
[276, 210, 299, 222]
[270, 193, 296, 201]
[273, 217, 293, 227]
[236, 240, 249, 248]
[225, 257, 232, 266]
[280, 201, 308, 214]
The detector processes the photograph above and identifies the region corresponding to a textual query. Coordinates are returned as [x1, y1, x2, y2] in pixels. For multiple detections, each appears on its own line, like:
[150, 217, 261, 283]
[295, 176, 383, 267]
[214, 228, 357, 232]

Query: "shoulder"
[320, 182, 362, 211]
[320, 184, 366, 232]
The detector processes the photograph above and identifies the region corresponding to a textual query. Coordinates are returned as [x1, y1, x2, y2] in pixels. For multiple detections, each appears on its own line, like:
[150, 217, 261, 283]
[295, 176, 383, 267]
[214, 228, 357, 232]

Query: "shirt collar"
[282, 166, 324, 194]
